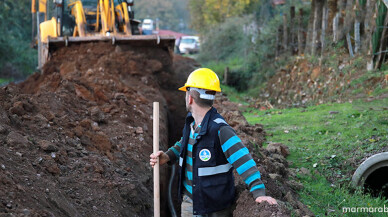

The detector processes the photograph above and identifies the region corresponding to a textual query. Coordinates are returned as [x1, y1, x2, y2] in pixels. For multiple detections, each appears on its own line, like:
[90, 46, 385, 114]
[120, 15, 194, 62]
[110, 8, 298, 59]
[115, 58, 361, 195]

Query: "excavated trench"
[0, 42, 315, 216]
[160, 56, 193, 216]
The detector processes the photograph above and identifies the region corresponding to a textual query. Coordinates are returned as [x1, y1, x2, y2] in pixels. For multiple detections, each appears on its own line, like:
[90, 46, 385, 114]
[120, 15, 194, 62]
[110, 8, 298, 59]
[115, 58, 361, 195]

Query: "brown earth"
[253, 56, 387, 109]
[1, 42, 171, 217]
[0, 43, 311, 216]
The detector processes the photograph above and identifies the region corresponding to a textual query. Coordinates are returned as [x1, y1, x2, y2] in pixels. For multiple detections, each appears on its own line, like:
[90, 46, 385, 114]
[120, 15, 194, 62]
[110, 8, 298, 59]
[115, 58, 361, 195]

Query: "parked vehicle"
[142, 19, 154, 35]
[179, 36, 200, 54]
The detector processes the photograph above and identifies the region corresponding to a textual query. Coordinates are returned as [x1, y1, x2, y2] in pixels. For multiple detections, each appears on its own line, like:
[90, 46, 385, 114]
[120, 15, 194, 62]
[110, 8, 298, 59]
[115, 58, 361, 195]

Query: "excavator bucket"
[38, 35, 175, 68]
[33, 0, 176, 69]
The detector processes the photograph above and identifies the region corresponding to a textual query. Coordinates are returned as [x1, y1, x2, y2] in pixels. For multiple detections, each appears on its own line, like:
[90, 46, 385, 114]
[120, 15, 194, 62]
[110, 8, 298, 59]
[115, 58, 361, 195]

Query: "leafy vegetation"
[372, 2, 387, 54]
[188, 0, 259, 32]
[244, 98, 388, 216]
[0, 0, 37, 77]
[198, 2, 309, 91]
[0, 78, 12, 87]
[197, 17, 250, 63]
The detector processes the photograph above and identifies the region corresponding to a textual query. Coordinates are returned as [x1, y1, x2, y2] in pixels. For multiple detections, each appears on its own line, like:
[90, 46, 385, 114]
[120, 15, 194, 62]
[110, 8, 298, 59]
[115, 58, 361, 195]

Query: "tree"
[304, 0, 316, 54]
[341, 0, 355, 42]
[0, 0, 37, 76]
[311, 0, 323, 56]
[134, 0, 191, 32]
[188, 0, 260, 32]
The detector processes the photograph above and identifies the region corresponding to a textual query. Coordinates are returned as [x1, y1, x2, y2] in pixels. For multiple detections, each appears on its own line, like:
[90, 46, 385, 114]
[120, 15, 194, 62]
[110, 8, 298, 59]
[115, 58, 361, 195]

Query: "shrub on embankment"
[0, 1, 37, 82]
[193, 1, 388, 103]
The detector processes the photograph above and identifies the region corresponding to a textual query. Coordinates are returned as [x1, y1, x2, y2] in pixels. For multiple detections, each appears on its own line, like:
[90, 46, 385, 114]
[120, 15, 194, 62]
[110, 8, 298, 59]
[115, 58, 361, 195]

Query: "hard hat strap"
[189, 87, 215, 100]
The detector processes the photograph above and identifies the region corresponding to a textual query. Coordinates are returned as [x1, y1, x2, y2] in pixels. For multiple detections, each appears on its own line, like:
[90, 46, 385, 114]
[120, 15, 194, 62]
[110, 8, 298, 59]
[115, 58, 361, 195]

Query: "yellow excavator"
[31, 0, 175, 68]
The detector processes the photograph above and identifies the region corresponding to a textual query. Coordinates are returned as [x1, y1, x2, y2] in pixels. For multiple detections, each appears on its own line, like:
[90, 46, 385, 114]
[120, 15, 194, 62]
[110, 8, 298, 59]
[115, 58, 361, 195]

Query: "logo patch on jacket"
[199, 149, 211, 161]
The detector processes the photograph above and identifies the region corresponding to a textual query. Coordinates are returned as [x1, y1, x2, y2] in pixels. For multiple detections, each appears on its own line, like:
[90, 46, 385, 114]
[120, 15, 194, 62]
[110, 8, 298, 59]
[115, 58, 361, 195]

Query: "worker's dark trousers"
[181, 195, 233, 217]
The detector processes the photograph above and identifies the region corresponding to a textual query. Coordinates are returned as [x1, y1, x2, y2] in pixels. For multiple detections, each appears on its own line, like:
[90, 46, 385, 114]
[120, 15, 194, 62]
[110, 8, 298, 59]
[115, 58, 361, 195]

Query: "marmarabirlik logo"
[343, 205, 388, 213]
[199, 149, 211, 162]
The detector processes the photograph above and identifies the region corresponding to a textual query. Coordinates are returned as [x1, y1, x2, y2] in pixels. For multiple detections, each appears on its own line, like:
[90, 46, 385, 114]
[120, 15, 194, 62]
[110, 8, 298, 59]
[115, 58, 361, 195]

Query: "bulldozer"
[31, 0, 175, 68]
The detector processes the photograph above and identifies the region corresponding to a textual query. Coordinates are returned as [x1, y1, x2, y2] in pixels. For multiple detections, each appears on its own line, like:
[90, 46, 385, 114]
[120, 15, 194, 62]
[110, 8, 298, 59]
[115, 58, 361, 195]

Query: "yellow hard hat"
[178, 68, 221, 92]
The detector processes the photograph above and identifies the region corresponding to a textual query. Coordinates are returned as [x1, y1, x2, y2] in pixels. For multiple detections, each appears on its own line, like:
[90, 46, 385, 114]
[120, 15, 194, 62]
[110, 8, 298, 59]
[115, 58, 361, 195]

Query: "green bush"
[0, 1, 37, 77]
[198, 16, 256, 90]
[198, 3, 311, 92]
[198, 16, 251, 63]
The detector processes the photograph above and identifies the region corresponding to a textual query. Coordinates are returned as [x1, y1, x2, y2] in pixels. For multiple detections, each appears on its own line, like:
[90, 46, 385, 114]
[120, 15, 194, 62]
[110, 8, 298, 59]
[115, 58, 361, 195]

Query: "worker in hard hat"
[150, 68, 277, 216]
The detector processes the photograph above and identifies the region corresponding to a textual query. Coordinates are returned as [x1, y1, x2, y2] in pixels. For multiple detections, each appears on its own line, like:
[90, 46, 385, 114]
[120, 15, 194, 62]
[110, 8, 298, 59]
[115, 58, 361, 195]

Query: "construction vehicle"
[31, 0, 175, 68]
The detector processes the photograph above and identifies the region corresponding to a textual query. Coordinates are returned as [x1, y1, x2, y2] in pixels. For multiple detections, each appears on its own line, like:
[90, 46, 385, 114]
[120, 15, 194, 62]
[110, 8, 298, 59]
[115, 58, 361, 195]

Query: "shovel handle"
[153, 102, 160, 217]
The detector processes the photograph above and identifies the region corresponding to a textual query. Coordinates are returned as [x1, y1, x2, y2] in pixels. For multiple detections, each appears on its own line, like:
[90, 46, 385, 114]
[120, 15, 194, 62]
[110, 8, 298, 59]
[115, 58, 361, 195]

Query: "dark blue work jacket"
[178, 107, 235, 215]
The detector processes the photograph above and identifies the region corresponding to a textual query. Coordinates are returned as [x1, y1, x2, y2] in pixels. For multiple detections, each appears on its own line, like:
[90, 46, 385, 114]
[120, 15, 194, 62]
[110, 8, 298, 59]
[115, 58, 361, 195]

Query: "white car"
[179, 36, 200, 54]
[142, 19, 154, 35]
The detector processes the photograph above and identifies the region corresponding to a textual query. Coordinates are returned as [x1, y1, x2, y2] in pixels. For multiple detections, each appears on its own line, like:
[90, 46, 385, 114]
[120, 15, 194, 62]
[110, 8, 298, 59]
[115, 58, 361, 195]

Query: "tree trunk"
[354, 0, 361, 53]
[366, 0, 378, 70]
[340, 0, 355, 42]
[290, 6, 296, 55]
[327, 0, 338, 34]
[335, 0, 346, 43]
[375, 11, 388, 69]
[305, 0, 316, 55]
[333, 11, 340, 42]
[346, 33, 354, 57]
[363, 0, 376, 53]
[298, 9, 305, 56]
[354, 22, 361, 53]
[312, 0, 323, 56]
[276, 27, 281, 58]
[321, 0, 329, 57]
[283, 14, 288, 51]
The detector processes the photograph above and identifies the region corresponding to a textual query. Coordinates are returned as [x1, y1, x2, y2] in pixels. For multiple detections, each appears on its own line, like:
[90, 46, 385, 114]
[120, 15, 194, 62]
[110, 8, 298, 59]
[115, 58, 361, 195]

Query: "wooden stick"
[153, 102, 160, 217]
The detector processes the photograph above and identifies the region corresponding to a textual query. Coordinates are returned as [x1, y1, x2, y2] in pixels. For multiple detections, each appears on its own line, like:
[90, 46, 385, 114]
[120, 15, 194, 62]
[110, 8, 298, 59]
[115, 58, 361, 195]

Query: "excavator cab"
[31, 0, 174, 68]
[57, 0, 140, 36]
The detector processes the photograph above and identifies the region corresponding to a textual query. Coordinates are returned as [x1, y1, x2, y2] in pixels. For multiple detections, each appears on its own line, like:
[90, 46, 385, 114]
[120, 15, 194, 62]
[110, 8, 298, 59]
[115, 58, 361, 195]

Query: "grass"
[0, 78, 11, 86]
[220, 84, 249, 105]
[203, 57, 245, 80]
[244, 97, 388, 216]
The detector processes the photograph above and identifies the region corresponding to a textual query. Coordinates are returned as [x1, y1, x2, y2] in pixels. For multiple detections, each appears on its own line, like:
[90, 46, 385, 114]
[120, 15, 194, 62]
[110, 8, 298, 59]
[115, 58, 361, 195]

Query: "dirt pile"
[0, 43, 311, 216]
[254, 57, 387, 108]
[215, 96, 312, 216]
[0, 42, 172, 216]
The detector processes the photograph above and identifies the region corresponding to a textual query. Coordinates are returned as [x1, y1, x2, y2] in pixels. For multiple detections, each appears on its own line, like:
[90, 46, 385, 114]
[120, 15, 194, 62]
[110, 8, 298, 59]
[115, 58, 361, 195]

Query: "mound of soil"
[254, 57, 387, 108]
[218, 99, 313, 216]
[0, 42, 172, 216]
[0, 42, 311, 216]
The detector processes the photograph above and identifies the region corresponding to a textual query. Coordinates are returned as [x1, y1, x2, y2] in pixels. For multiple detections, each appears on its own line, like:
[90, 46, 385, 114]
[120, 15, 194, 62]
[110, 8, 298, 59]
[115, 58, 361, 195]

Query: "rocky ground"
[0, 43, 311, 216]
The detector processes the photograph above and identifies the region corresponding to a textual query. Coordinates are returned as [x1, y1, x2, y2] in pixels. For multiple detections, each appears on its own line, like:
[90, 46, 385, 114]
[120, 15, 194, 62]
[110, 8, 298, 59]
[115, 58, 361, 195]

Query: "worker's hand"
[150, 151, 170, 168]
[255, 196, 278, 205]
